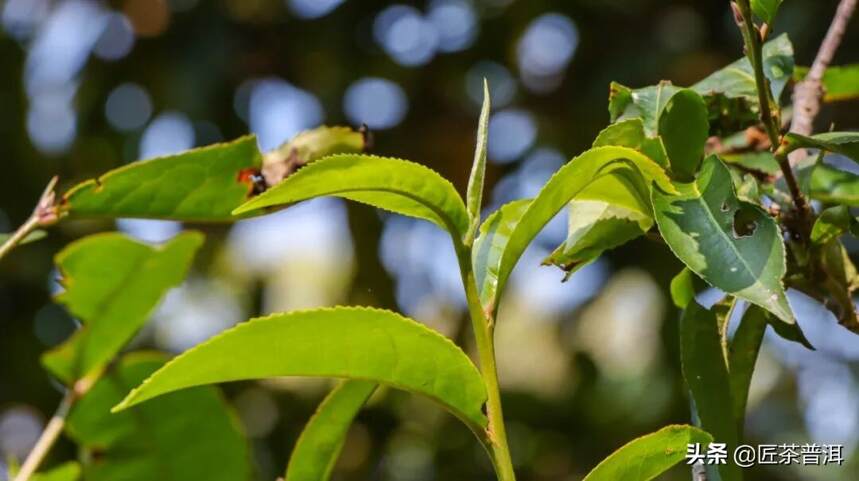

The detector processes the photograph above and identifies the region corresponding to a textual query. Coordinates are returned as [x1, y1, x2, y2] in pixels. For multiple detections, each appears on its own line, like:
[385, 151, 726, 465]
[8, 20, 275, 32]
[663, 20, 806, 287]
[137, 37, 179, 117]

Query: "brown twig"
[12, 390, 75, 481]
[788, 0, 857, 166]
[0, 176, 60, 262]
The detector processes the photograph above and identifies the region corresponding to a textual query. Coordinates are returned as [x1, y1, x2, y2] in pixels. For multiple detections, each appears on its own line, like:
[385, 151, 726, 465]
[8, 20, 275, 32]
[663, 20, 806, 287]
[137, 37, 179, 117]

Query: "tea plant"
[4, 1, 859, 480]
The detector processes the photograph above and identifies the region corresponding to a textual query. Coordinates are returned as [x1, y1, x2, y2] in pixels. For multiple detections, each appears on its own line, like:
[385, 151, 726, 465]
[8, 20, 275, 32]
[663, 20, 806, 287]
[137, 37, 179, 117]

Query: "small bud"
[731, 2, 744, 26]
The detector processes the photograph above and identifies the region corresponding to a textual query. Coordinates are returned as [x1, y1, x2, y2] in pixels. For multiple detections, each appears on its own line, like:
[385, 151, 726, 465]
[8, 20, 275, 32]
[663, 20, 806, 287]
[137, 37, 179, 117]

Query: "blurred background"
[1, 0, 859, 479]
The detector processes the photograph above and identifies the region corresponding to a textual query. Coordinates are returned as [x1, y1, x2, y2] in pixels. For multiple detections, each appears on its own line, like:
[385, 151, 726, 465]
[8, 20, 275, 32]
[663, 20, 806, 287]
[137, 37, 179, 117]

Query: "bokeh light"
[139, 111, 195, 159]
[286, 0, 345, 19]
[343, 77, 408, 130]
[245, 78, 324, 151]
[105, 83, 153, 131]
[516, 13, 578, 93]
[374, 5, 439, 67]
[426, 0, 477, 53]
[93, 12, 135, 61]
[466, 61, 518, 108]
[487, 109, 537, 163]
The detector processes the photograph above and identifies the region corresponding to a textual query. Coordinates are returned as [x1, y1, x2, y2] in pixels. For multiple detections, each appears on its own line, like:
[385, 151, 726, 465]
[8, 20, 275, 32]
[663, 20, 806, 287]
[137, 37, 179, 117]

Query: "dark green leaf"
[680, 302, 742, 481]
[794, 64, 859, 102]
[784, 132, 859, 164]
[658, 89, 709, 180]
[114, 307, 488, 431]
[66, 352, 250, 481]
[42, 232, 203, 384]
[653, 156, 793, 323]
[809, 163, 859, 206]
[582, 425, 713, 481]
[751, 0, 782, 23]
[728, 305, 767, 437]
[466, 79, 491, 239]
[811, 205, 859, 245]
[285, 380, 377, 481]
[233, 155, 470, 239]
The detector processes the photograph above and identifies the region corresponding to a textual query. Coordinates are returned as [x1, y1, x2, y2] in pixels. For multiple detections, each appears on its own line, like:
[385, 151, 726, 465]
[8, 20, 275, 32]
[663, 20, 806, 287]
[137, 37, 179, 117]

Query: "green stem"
[0, 176, 60, 263]
[455, 244, 516, 481]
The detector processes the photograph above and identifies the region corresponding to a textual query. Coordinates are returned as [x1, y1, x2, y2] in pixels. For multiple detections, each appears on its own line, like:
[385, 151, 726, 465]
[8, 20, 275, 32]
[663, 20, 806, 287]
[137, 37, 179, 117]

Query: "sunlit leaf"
[811, 205, 859, 245]
[544, 167, 653, 278]
[592, 118, 668, 167]
[728, 305, 767, 437]
[751, 0, 782, 23]
[66, 353, 250, 481]
[809, 163, 859, 206]
[261, 125, 368, 186]
[114, 307, 488, 431]
[653, 156, 794, 323]
[473, 199, 531, 313]
[608, 81, 680, 136]
[42, 232, 203, 384]
[582, 425, 713, 481]
[658, 89, 709, 180]
[670, 268, 696, 309]
[680, 301, 742, 481]
[466, 79, 491, 240]
[233, 155, 470, 239]
[285, 380, 377, 481]
[28, 462, 81, 481]
[794, 64, 859, 102]
[489, 146, 673, 316]
[784, 131, 859, 164]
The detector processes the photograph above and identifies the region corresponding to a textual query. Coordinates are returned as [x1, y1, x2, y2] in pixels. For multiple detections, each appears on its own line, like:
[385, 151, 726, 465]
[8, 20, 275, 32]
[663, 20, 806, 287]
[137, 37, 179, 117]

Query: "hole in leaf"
[732, 205, 758, 238]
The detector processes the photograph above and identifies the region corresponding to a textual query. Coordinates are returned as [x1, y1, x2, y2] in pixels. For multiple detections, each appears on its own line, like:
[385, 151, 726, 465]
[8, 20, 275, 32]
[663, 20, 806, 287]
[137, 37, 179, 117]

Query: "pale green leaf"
[544, 167, 653, 278]
[681, 301, 742, 481]
[491, 146, 673, 315]
[653, 156, 794, 323]
[29, 462, 81, 481]
[582, 425, 713, 481]
[592, 119, 668, 167]
[785, 131, 859, 163]
[794, 64, 859, 102]
[728, 305, 767, 437]
[473, 199, 531, 313]
[114, 307, 488, 431]
[658, 89, 709, 180]
[66, 352, 251, 481]
[608, 81, 680, 135]
[670, 268, 696, 309]
[42, 232, 203, 384]
[466, 79, 491, 239]
[751, 0, 782, 23]
[233, 155, 470, 239]
[285, 380, 377, 481]
[809, 163, 859, 205]
[0, 229, 47, 246]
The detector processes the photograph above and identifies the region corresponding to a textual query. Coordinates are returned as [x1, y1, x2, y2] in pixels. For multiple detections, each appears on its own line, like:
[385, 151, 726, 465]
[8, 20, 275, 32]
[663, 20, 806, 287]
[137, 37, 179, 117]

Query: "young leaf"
[657, 89, 709, 180]
[66, 352, 251, 481]
[811, 205, 859, 245]
[728, 305, 768, 437]
[42, 232, 203, 384]
[466, 79, 491, 240]
[285, 380, 377, 481]
[608, 81, 681, 135]
[794, 64, 859, 102]
[63, 136, 263, 222]
[489, 146, 673, 316]
[233, 155, 470, 240]
[28, 462, 81, 481]
[581, 425, 713, 481]
[473, 199, 531, 312]
[544, 167, 653, 278]
[670, 268, 696, 309]
[809, 163, 859, 205]
[114, 307, 488, 431]
[784, 132, 859, 164]
[680, 301, 742, 481]
[592, 118, 668, 167]
[652, 156, 794, 324]
[751, 0, 782, 24]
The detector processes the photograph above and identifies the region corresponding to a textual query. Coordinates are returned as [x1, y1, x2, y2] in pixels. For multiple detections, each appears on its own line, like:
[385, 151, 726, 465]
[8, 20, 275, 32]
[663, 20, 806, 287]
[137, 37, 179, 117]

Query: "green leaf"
[728, 305, 767, 437]
[751, 0, 782, 23]
[608, 81, 681, 135]
[680, 301, 742, 481]
[0, 229, 47, 246]
[466, 79, 491, 240]
[42, 232, 203, 384]
[721, 151, 780, 176]
[544, 167, 653, 278]
[653, 156, 794, 323]
[593, 119, 668, 167]
[658, 89, 709, 180]
[582, 425, 713, 481]
[66, 352, 251, 481]
[811, 205, 859, 245]
[784, 131, 859, 164]
[233, 155, 470, 239]
[29, 462, 81, 481]
[670, 268, 697, 309]
[62, 126, 366, 222]
[285, 380, 377, 481]
[114, 307, 488, 431]
[809, 163, 859, 205]
[491, 146, 673, 315]
[693, 34, 793, 131]
[63, 136, 263, 222]
[794, 64, 859, 102]
[473, 199, 531, 313]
